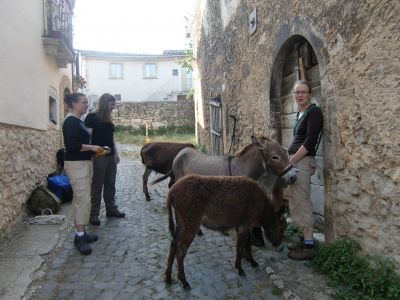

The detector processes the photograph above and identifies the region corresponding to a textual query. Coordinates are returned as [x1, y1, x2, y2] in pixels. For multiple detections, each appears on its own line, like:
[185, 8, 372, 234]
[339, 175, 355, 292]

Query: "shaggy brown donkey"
[165, 174, 284, 290]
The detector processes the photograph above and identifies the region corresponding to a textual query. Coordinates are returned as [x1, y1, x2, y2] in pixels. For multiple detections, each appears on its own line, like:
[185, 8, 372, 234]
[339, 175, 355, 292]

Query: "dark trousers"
[90, 155, 118, 218]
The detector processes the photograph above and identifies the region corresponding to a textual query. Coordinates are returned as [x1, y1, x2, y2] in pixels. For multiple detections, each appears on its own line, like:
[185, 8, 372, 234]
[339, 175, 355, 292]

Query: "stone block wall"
[0, 124, 62, 237]
[193, 0, 400, 265]
[112, 100, 195, 128]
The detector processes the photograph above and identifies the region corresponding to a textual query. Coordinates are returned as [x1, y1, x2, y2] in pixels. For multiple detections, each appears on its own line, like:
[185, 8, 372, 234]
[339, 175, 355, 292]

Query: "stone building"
[0, 0, 75, 236]
[192, 0, 400, 265]
[112, 100, 195, 129]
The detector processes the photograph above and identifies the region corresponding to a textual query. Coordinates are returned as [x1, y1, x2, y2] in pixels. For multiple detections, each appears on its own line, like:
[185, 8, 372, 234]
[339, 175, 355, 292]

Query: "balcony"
[42, 0, 75, 68]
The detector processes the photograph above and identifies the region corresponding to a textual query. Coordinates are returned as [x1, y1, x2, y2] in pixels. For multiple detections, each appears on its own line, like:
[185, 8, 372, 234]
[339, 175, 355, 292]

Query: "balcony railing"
[42, 0, 75, 67]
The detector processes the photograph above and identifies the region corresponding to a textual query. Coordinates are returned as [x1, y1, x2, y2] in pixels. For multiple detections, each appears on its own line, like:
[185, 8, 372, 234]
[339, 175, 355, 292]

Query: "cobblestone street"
[31, 153, 332, 300]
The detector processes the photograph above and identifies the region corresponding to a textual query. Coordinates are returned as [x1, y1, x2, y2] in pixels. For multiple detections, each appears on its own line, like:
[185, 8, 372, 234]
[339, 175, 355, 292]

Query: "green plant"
[284, 221, 302, 238]
[73, 75, 87, 89]
[283, 210, 302, 238]
[310, 239, 400, 299]
[177, 43, 194, 72]
[196, 143, 208, 153]
[114, 124, 196, 146]
[272, 285, 284, 296]
[186, 88, 194, 100]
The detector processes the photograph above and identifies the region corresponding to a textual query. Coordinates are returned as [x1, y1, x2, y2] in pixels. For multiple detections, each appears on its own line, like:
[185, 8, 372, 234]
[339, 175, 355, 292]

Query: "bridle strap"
[258, 148, 292, 178]
[278, 164, 293, 177]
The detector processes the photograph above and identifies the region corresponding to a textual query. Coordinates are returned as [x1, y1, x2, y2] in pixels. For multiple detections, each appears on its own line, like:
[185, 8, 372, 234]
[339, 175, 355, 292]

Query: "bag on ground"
[47, 174, 73, 203]
[27, 185, 61, 215]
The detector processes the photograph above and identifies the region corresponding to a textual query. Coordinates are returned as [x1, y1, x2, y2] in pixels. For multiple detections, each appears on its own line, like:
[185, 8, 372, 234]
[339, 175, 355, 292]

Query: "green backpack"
[27, 185, 61, 215]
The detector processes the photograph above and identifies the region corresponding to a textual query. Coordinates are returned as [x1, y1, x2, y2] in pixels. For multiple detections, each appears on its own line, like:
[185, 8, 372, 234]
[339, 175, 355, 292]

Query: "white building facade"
[79, 50, 193, 106]
[0, 0, 75, 235]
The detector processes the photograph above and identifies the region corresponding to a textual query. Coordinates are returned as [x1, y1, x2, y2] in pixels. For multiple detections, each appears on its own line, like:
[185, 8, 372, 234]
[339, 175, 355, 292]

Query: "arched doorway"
[63, 87, 71, 117]
[270, 35, 325, 231]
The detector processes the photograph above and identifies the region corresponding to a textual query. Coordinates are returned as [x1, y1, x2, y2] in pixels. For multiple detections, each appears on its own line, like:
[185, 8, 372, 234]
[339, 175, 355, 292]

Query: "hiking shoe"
[74, 235, 92, 255]
[84, 231, 98, 244]
[288, 245, 315, 261]
[250, 227, 265, 247]
[287, 237, 304, 251]
[89, 217, 101, 226]
[106, 210, 125, 218]
[288, 238, 319, 251]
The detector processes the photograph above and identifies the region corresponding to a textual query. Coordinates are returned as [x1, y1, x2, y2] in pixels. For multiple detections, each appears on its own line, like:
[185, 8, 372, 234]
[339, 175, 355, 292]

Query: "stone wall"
[112, 100, 195, 128]
[193, 0, 400, 265]
[0, 124, 62, 237]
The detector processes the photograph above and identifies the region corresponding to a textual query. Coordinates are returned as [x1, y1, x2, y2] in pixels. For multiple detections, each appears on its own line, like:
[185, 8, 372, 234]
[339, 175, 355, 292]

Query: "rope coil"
[28, 209, 66, 225]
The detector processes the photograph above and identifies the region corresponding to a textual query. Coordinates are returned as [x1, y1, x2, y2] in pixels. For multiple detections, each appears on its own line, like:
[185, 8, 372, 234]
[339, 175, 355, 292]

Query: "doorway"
[270, 35, 325, 230]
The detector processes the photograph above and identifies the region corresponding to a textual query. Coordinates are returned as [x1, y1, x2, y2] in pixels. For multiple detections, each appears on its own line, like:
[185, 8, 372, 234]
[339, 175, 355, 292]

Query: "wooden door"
[209, 96, 223, 155]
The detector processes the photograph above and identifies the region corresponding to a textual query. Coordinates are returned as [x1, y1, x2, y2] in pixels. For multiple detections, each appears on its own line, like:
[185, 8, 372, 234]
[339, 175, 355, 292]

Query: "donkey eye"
[272, 155, 280, 160]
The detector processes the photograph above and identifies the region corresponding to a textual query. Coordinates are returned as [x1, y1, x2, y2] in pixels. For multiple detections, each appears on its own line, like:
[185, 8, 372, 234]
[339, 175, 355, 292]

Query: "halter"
[258, 148, 293, 178]
[226, 147, 293, 178]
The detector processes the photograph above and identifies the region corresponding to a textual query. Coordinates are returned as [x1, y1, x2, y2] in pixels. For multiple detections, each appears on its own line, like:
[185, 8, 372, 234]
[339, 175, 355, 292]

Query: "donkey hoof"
[275, 243, 284, 252]
[197, 229, 203, 236]
[251, 261, 259, 268]
[165, 274, 172, 284]
[238, 269, 246, 276]
[183, 283, 192, 290]
[145, 195, 151, 201]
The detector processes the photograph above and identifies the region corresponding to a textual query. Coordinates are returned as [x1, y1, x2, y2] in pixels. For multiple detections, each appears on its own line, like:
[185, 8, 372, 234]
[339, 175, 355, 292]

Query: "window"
[144, 63, 157, 78]
[172, 69, 179, 76]
[49, 96, 57, 124]
[114, 94, 122, 101]
[109, 63, 123, 79]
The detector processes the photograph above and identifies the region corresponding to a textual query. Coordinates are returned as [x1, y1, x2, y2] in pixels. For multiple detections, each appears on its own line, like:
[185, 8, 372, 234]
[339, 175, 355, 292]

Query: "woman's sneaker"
[287, 237, 304, 251]
[106, 209, 125, 218]
[74, 235, 92, 255]
[84, 231, 99, 243]
[288, 244, 315, 261]
[89, 216, 101, 226]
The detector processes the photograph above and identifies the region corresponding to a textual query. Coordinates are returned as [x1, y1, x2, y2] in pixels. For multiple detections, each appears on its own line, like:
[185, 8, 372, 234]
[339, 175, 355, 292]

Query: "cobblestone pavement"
[31, 153, 332, 300]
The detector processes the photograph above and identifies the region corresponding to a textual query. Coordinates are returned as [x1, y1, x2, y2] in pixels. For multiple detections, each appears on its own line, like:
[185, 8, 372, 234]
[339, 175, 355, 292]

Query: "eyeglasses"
[293, 91, 310, 96]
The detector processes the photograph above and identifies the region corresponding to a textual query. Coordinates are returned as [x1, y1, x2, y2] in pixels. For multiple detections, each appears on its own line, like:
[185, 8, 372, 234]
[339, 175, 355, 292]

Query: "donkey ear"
[251, 135, 259, 145]
[251, 135, 264, 148]
[269, 128, 278, 142]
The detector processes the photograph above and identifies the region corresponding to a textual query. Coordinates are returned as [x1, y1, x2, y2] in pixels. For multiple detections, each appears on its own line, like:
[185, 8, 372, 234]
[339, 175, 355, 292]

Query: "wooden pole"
[298, 57, 306, 81]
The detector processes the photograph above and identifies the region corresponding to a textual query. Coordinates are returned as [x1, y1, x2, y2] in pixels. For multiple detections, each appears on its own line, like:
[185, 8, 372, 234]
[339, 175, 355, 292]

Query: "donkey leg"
[168, 175, 175, 189]
[142, 167, 152, 201]
[165, 238, 177, 284]
[245, 231, 259, 268]
[235, 226, 249, 276]
[176, 224, 200, 290]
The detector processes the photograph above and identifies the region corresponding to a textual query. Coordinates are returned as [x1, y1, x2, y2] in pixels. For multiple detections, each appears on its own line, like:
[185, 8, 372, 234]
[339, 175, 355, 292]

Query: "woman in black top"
[286, 80, 323, 261]
[85, 93, 125, 226]
[63, 93, 101, 255]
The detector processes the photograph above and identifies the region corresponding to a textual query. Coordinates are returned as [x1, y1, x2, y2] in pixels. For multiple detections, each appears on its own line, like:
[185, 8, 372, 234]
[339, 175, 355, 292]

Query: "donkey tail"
[151, 169, 173, 185]
[167, 195, 175, 237]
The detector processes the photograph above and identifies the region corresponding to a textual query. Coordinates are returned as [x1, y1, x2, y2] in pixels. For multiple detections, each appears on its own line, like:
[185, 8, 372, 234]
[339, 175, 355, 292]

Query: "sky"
[73, 0, 195, 54]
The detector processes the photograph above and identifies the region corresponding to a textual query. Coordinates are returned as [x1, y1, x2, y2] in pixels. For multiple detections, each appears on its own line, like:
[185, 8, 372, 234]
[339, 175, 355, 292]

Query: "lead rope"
[28, 209, 66, 225]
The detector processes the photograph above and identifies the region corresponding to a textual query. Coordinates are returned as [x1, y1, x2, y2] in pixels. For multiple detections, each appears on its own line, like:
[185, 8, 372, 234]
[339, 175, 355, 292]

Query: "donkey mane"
[234, 143, 256, 156]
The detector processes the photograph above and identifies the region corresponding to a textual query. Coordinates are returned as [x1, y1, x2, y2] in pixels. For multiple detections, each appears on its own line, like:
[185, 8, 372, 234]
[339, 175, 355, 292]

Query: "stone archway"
[59, 75, 72, 118]
[269, 31, 331, 236]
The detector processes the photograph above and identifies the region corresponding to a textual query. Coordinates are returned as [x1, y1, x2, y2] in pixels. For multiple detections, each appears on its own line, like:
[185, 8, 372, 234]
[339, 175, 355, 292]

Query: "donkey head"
[251, 135, 297, 184]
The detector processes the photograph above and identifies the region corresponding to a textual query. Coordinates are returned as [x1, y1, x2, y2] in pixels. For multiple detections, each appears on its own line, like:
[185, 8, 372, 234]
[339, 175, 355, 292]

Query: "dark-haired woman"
[63, 93, 101, 255]
[286, 80, 323, 261]
[85, 93, 125, 226]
